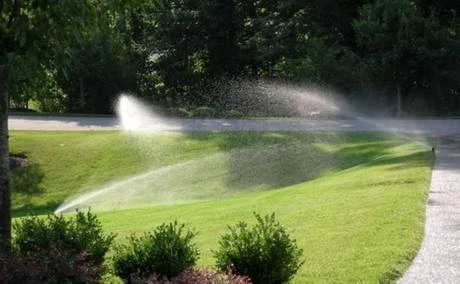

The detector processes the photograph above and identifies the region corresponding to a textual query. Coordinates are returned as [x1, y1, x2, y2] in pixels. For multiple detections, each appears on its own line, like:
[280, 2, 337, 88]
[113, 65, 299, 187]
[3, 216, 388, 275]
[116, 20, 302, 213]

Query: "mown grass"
[10, 131, 432, 282]
[10, 131, 386, 215]
[10, 131, 224, 215]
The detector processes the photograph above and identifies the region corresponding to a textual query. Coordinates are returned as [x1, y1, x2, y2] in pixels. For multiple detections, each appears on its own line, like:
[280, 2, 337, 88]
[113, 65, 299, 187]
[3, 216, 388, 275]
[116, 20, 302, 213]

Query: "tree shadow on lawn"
[334, 142, 432, 169]
[183, 131, 422, 192]
[224, 140, 341, 190]
[9, 157, 51, 217]
[183, 131, 343, 191]
[12, 201, 62, 218]
[10, 163, 45, 195]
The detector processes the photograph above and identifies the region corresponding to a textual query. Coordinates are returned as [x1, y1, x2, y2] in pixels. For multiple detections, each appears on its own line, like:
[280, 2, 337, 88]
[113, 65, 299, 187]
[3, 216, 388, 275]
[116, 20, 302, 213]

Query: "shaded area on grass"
[13, 201, 61, 218]
[10, 163, 45, 194]
[9, 156, 47, 217]
[187, 131, 430, 192]
[225, 142, 339, 190]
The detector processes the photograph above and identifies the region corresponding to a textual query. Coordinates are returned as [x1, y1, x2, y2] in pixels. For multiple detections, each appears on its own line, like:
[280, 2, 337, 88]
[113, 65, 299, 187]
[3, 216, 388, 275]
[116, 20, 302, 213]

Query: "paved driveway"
[399, 135, 460, 284]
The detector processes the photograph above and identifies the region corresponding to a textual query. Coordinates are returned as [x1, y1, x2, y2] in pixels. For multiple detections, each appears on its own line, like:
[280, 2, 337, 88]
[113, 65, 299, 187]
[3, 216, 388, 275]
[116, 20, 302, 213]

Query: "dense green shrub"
[113, 221, 199, 282]
[214, 213, 304, 284]
[167, 107, 192, 118]
[222, 109, 244, 118]
[192, 106, 216, 117]
[10, 211, 113, 283]
[13, 210, 114, 266]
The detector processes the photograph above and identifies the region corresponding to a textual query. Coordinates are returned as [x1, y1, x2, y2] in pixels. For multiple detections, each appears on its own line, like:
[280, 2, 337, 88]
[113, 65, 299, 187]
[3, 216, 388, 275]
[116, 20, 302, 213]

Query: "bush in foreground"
[214, 213, 304, 284]
[10, 210, 114, 283]
[130, 266, 251, 284]
[0, 252, 29, 283]
[113, 221, 199, 282]
[0, 248, 102, 284]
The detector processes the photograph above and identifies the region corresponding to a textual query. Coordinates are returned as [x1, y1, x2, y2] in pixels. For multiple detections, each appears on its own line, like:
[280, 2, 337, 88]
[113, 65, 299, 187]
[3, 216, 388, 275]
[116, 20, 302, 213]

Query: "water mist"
[54, 85, 434, 214]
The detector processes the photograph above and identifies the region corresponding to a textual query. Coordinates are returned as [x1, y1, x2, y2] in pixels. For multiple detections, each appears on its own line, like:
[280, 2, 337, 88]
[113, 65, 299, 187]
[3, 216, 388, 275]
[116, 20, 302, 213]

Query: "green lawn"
[10, 131, 432, 282]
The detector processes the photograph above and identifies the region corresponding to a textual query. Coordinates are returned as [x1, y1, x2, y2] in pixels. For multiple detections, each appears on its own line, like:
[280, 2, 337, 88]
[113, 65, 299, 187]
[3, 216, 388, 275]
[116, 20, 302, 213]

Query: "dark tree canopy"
[3, 0, 459, 115]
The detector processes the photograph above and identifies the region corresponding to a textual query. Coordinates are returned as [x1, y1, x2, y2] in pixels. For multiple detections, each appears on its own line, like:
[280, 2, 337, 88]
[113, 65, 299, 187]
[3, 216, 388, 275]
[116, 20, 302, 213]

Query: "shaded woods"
[3, 0, 460, 116]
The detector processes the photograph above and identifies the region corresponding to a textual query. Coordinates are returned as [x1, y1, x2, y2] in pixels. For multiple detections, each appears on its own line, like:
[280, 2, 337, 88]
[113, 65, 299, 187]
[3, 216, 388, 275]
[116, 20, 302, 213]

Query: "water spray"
[54, 84, 436, 214]
[115, 93, 180, 132]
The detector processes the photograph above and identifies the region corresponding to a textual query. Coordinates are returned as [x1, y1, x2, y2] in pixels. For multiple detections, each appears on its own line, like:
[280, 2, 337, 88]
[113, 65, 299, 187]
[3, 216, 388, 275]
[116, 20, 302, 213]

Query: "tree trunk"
[79, 76, 85, 111]
[396, 83, 402, 117]
[0, 65, 10, 253]
[248, 0, 258, 78]
[435, 75, 442, 115]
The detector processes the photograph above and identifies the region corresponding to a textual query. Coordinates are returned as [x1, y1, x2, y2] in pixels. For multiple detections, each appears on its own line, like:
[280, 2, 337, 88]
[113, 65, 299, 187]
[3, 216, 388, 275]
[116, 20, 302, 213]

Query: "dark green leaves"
[215, 212, 304, 284]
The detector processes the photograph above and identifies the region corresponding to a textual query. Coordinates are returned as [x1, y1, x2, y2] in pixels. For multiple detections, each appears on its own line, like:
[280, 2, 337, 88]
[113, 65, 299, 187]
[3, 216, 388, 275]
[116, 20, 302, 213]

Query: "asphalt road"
[8, 114, 460, 134]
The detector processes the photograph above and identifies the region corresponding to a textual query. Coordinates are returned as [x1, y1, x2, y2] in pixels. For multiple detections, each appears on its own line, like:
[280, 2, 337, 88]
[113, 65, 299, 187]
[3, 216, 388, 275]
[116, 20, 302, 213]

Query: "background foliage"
[2, 0, 459, 115]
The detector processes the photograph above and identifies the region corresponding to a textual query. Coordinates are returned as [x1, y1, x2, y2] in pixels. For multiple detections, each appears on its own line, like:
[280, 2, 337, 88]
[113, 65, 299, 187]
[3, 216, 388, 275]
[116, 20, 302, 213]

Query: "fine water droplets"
[54, 83, 433, 214]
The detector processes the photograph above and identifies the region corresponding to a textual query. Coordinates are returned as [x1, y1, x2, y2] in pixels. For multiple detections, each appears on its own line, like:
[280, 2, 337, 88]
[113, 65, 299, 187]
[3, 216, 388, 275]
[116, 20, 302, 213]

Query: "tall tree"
[0, 0, 101, 252]
[58, 20, 139, 114]
[130, 0, 206, 105]
[201, 0, 240, 77]
[353, 0, 456, 116]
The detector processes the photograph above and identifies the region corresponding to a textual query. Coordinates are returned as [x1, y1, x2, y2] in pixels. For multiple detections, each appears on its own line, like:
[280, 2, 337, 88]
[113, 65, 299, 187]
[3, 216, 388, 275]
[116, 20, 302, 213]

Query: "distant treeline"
[6, 0, 460, 116]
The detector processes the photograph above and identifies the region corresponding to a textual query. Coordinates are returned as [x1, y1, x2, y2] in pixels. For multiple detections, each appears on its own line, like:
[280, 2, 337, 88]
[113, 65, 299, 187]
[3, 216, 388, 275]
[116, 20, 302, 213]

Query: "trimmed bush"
[13, 210, 114, 266]
[113, 221, 199, 282]
[214, 213, 304, 284]
[222, 109, 244, 118]
[10, 210, 113, 283]
[192, 106, 216, 117]
[167, 107, 192, 118]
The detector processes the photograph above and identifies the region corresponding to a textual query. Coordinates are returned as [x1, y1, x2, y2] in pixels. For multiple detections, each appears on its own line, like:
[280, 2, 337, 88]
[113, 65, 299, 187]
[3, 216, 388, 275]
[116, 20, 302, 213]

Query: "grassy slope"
[10, 131, 222, 215]
[10, 131, 385, 214]
[10, 131, 432, 282]
[99, 143, 430, 283]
